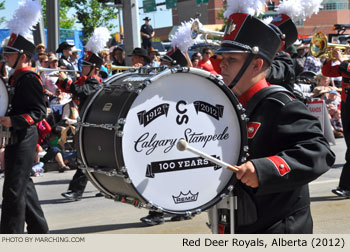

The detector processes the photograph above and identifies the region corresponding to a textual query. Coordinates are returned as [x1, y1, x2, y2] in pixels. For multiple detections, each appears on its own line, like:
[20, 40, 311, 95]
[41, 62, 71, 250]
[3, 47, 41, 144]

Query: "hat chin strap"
[87, 65, 94, 77]
[228, 53, 255, 89]
[11, 50, 24, 69]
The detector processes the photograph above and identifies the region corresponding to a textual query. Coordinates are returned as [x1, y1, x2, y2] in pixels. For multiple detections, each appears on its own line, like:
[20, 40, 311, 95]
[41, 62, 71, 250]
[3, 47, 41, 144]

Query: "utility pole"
[46, 0, 60, 54]
[123, 0, 141, 65]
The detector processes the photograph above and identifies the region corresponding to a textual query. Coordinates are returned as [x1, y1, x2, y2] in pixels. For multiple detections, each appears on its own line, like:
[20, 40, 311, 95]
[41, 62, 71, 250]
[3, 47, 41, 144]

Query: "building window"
[321, 0, 349, 10]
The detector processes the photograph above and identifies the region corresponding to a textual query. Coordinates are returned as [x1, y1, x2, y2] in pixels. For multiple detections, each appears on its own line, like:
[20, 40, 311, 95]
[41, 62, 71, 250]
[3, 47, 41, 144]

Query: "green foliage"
[0, 0, 6, 26]
[66, 0, 118, 43]
[41, 0, 75, 29]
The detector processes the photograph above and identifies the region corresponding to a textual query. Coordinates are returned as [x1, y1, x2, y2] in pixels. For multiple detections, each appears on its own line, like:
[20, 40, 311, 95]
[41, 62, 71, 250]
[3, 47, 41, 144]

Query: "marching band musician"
[0, 0, 49, 233]
[56, 41, 77, 82]
[322, 49, 350, 198]
[216, 0, 334, 233]
[57, 27, 110, 201]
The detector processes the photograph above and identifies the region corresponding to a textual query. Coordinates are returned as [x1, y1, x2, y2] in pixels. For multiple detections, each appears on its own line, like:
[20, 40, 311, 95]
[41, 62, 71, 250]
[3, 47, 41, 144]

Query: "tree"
[66, 0, 118, 41]
[0, 0, 6, 26]
[41, 0, 75, 29]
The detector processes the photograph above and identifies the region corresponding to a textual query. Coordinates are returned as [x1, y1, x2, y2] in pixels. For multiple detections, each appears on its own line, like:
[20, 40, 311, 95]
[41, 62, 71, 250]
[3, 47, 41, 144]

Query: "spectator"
[140, 17, 154, 49]
[111, 46, 125, 66]
[331, 110, 344, 138]
[303, 54, 322, 74]
[198, 48, 218, 74]
[326, 90, 341, 109]
[148, 47, 160, 67]
[129, 47, 150, 67]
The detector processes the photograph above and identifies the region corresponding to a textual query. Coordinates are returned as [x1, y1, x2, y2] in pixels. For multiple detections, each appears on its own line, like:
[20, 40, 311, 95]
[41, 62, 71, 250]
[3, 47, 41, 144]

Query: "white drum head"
[122, 72, 243, 212]
[0, 79, 8, 117]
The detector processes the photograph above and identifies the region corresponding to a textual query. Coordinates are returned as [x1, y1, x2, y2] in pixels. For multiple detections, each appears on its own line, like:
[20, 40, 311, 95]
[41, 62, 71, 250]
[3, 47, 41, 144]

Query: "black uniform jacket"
[56, 74, 101, 109]
[235, 79, 335, 233]
[267, 52, 295, 92]
[8, 67, 46, 131]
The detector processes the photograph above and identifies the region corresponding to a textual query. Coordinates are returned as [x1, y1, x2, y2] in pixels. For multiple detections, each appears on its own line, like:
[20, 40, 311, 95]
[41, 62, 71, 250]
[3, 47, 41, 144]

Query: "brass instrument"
[310, 32, 350, 59]
[106, 64, 139, 73]
[36, 66, 80, 74]
[190, 19, 224, 44]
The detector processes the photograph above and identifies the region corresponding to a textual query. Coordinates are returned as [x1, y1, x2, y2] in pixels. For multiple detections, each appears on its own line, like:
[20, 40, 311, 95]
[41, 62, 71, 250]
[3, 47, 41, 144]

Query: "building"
[155, 0, 350, 41]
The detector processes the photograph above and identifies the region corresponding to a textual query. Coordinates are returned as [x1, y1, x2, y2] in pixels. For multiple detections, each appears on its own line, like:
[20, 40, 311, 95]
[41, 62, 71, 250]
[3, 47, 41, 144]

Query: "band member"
[140, 17, 154, 50]
[56, 41, 76, 81]
[322, 49, 350, 198]
[0, 0, 49, 234]
[216, 8, 334, 233]
[57, 27, 110, 201]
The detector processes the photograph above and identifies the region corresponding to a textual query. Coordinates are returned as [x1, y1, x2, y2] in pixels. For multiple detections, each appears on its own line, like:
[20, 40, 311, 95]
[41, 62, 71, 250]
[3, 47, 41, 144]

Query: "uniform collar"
[238, 78, 269, 107]
[11, 66, 34, 86]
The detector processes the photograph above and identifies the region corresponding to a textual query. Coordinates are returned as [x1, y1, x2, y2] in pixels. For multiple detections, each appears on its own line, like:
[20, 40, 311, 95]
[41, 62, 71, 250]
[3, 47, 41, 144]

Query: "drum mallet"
[176, 139, 239, 173]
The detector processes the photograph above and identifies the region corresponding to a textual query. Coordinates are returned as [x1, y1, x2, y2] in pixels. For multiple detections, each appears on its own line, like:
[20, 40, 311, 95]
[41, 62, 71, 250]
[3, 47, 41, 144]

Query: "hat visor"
[3, 46, 20, 54]
[216, 45, 250, 54]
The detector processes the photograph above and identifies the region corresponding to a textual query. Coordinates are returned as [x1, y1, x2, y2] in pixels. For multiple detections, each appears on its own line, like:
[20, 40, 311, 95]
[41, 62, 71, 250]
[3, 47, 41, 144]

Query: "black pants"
[142, 38, 152, 50]
[68, 168, 88, 195]
[340, 97, 350, 190]
[1, 127, 49, 234]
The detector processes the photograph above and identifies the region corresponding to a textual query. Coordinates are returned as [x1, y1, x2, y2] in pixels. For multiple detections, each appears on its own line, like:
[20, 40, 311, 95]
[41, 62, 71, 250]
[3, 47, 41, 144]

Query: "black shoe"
[61, 191, 82, 201]
[332, 188, 350, 198]
[95, 192, 104, 197]
[170, 215, 192, 222]
[140, 212, 164, 226]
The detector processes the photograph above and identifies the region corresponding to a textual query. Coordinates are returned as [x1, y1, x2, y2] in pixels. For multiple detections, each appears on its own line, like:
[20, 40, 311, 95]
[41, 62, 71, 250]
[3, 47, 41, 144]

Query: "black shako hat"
[3, 33, 36, 57]
[161, 48, 187, 67]
[83, 51, 103, 68]
[270, 14, 298, 50]
[216, 13, 281, 63]
[56, 41, 74, 53]
[128, 47, 150, 63]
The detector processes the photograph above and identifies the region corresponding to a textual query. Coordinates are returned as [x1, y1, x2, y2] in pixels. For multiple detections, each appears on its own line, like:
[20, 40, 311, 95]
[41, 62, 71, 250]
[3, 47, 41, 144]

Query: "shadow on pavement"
[49, 222, 150, 234]
[310, 195, 349, 202]
[34, 179, 71, 186]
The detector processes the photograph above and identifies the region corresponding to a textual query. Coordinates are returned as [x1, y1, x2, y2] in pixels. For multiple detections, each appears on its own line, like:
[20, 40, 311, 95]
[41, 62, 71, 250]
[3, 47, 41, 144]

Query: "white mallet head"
[177, 139, 188, 151]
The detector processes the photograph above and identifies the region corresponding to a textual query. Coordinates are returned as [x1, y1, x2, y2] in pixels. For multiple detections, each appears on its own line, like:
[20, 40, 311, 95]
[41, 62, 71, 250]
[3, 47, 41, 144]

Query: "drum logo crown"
[172, 191, 199, 204]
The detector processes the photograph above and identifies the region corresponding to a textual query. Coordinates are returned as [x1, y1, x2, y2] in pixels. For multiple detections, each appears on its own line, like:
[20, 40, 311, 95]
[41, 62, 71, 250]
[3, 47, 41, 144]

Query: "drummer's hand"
[0, 117, 12, 128]
[332, 49, 342, 62]
[234, 161, 259, 188]
[133, 63, 143, 67]
[58, 71, 67, 81]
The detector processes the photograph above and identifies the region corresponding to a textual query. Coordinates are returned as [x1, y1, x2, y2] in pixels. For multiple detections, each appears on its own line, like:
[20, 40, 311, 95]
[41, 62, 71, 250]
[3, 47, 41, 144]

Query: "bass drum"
[78, 68, 248, 215]
[0, 77, 8, 117]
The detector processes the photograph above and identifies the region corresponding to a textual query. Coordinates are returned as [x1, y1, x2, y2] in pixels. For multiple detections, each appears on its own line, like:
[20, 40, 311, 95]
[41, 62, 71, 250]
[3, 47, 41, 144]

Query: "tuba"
[190, 19, 224, 45]
[310, 32, 350, 59]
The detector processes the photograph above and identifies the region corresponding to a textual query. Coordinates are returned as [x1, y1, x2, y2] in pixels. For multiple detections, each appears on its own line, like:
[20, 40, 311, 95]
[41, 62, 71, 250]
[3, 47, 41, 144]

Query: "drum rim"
[0, 77, 9, 117]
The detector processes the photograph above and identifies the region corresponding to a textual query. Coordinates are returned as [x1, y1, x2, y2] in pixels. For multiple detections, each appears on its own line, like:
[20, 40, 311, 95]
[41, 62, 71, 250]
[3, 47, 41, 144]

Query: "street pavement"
[0, 138, 349, 234]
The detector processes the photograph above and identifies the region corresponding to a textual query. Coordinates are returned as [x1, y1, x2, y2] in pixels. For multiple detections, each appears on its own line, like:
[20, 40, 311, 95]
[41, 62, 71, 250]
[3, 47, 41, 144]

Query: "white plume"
[301, 0, 323, 19]
[262, 16, 273, 25]
[85, 27, 111, 54]
[7, 0, 42, 38]
[170, 19, 200, 52]
[224, 0, 266, 18]
[277, 0, 322, 21]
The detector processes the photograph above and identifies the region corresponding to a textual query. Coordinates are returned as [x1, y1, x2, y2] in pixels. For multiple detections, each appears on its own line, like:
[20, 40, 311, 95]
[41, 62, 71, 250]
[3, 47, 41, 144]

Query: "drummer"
[215, 9, 335, 233]
[56, 27, 109, 201]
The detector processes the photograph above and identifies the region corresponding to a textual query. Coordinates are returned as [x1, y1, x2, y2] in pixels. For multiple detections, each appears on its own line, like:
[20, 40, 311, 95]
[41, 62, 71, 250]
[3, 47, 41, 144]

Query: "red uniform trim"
[266, 156, 291, 176]
[238, 78, 269, 107]
[21, 114, 34, 125]
[247, 122, 261, 139]
[66, 79, 73, 90]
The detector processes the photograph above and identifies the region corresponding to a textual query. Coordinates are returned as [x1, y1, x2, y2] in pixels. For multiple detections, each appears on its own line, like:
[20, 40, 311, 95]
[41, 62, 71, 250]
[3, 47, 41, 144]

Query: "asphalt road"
[0, 138, 349, 234]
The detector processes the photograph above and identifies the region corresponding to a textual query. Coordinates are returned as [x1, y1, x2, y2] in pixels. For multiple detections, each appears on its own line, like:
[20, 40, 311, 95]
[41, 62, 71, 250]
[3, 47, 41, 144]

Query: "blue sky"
[0, 0, 172, 31]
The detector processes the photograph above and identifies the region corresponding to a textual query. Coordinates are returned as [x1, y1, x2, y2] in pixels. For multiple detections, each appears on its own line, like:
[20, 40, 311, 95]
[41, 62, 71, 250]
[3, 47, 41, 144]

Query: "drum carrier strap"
[245, 85, 294, 117]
